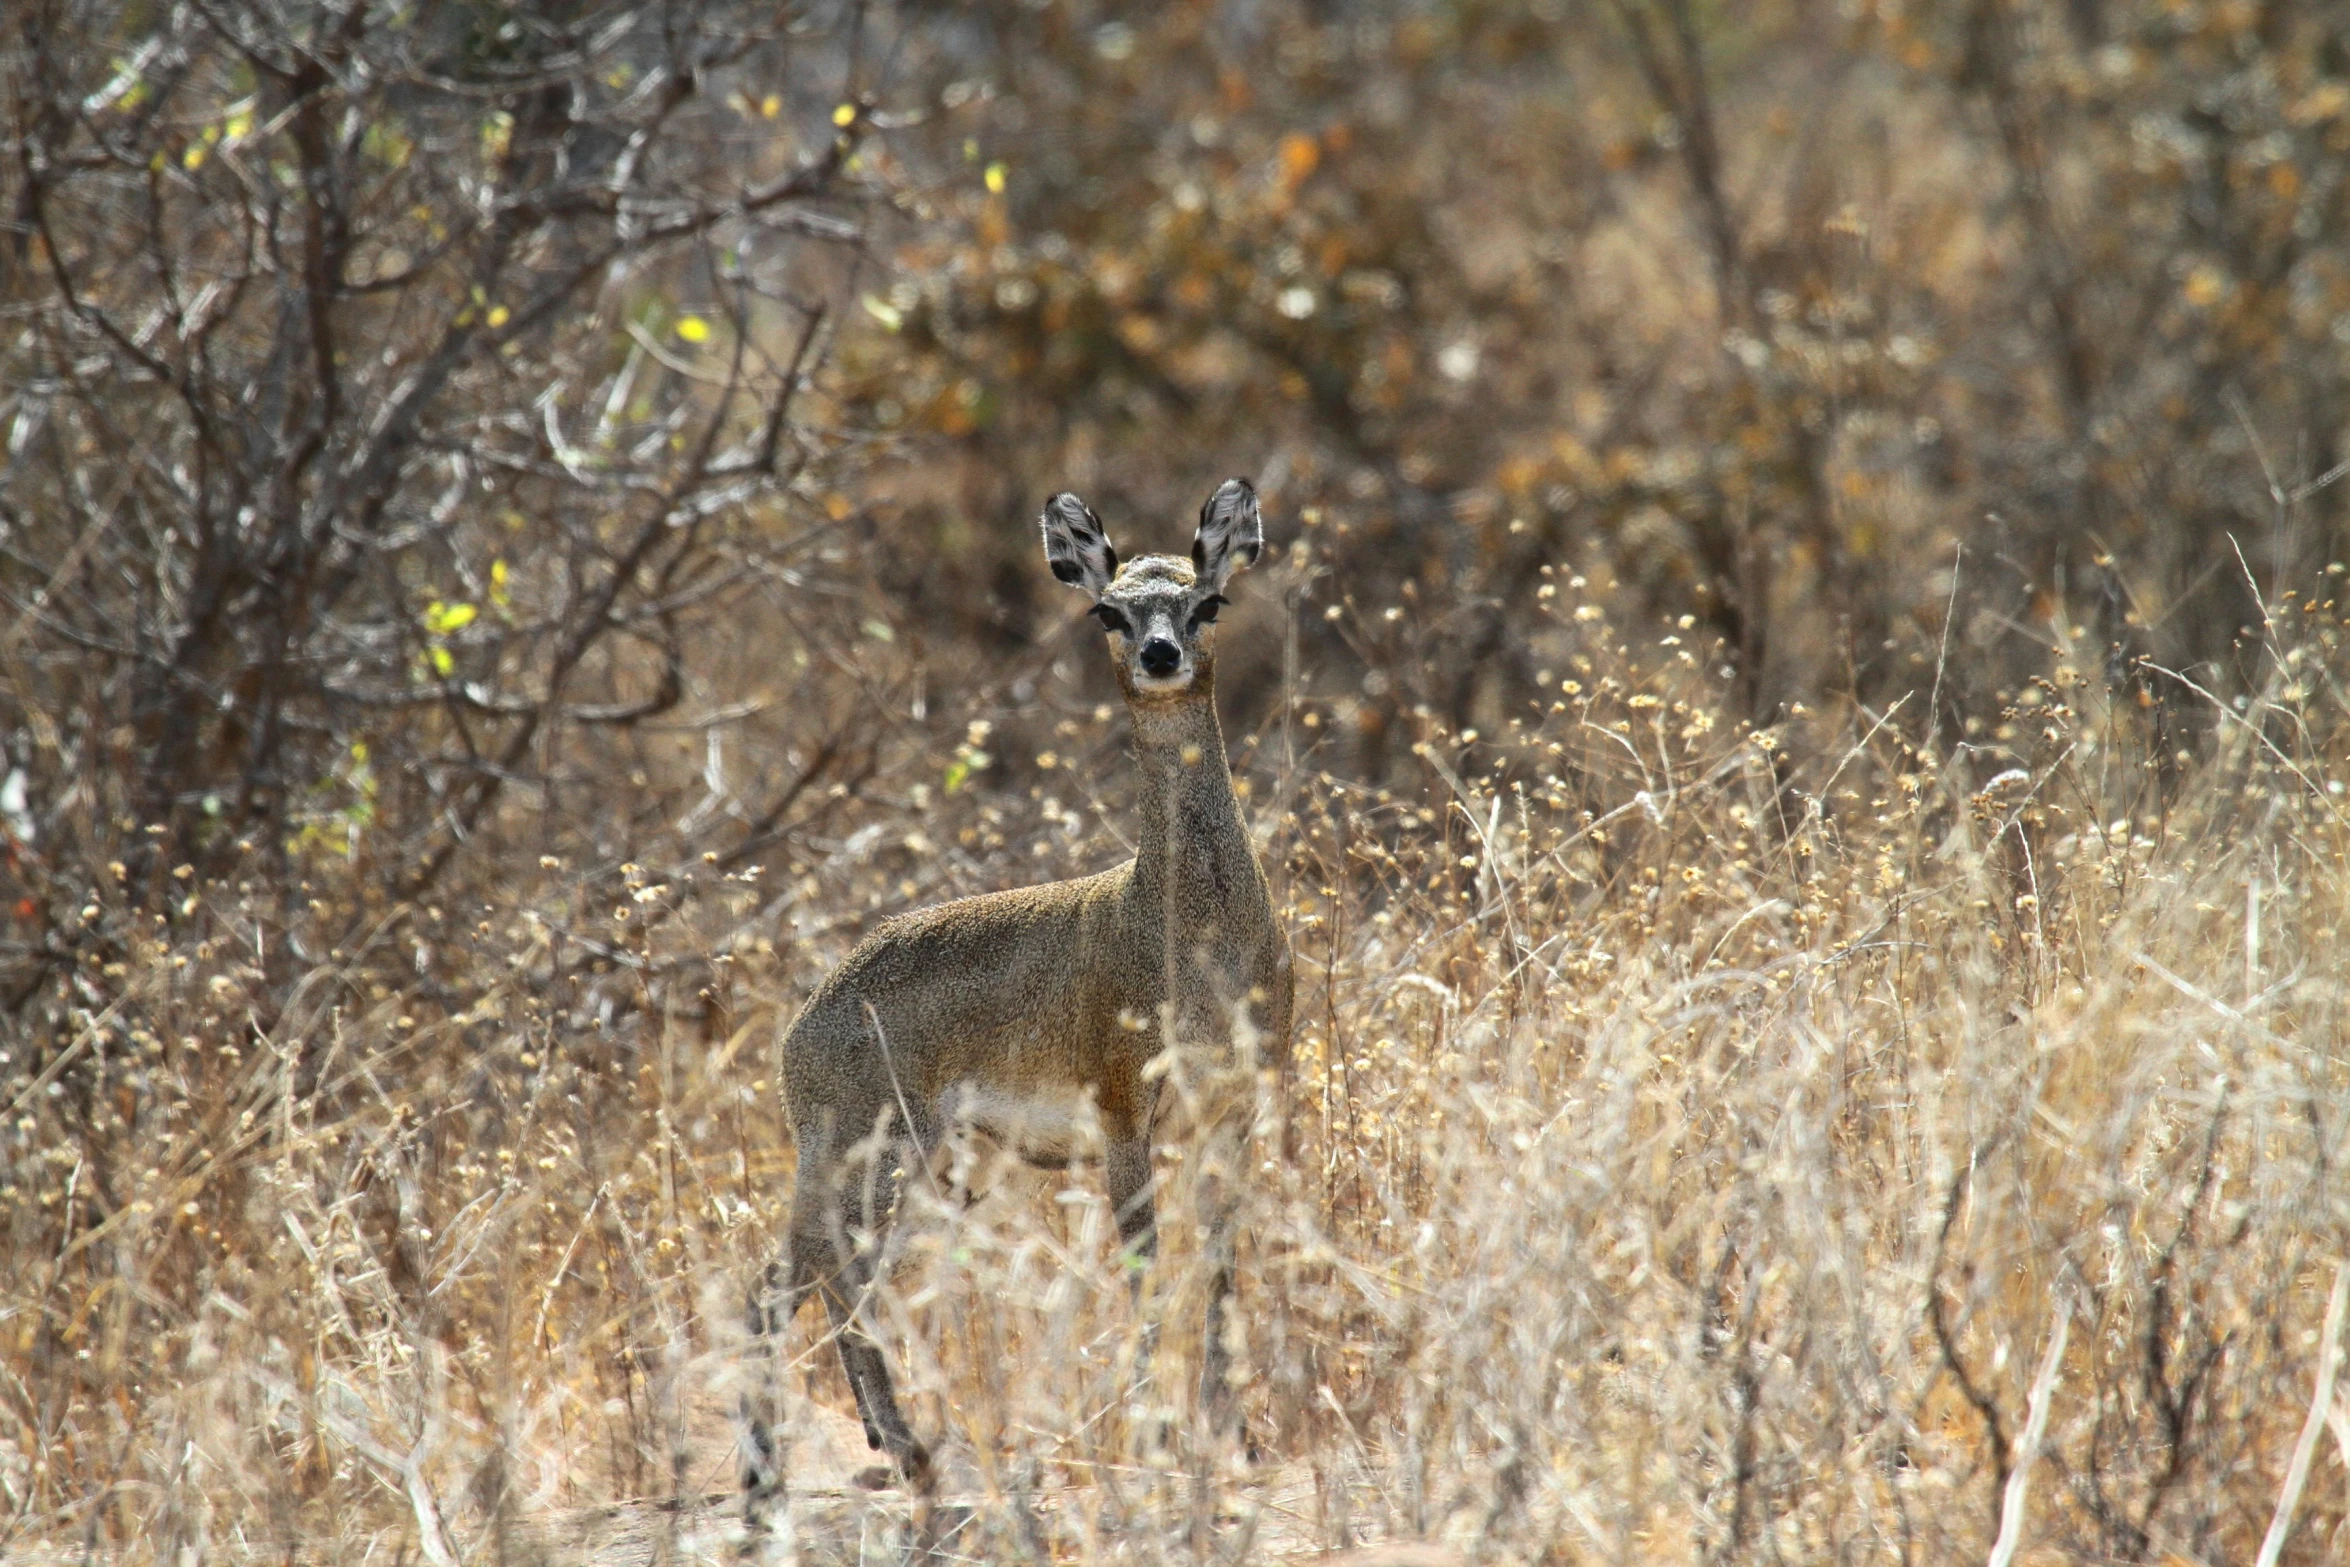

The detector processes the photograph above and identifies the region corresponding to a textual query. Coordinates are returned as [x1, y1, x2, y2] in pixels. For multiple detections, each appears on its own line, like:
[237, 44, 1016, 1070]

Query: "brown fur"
[744, 485, 1292, 1495]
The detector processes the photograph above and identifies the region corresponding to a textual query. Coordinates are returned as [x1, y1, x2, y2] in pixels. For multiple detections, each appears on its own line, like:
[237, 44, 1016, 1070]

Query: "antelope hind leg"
[741, 1227, 828, 1530]
[826, 1140, 934, 1487]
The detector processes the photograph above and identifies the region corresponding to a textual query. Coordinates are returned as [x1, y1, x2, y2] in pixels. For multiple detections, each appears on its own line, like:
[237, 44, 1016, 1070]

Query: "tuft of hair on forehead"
[1111, 555, 1198, 592]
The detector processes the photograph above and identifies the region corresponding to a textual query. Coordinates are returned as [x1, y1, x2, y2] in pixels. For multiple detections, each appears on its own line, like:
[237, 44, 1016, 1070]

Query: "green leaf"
[362, 119, 413, 169]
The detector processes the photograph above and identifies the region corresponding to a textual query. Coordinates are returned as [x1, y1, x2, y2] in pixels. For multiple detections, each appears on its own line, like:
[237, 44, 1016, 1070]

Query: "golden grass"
[5, 579, 2349, 1564]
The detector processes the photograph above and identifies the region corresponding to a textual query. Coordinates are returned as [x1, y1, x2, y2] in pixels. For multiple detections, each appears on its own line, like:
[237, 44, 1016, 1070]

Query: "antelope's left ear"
[1190, 478, 1263, 593]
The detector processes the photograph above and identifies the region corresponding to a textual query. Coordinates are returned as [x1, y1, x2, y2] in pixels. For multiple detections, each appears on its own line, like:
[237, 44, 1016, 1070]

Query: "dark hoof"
[902, 1441, 936, 1489]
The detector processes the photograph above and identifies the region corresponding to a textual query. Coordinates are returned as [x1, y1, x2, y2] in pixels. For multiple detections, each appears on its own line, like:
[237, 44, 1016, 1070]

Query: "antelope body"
[745, 480, 1293, 1493]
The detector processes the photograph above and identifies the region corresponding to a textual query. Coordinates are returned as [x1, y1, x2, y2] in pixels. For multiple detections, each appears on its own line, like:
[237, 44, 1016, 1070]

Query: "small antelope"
[745, 479, 1293, 1493]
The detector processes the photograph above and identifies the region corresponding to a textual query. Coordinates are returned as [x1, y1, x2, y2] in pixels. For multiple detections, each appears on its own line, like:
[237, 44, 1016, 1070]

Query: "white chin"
[1130, 670, 1195, 694]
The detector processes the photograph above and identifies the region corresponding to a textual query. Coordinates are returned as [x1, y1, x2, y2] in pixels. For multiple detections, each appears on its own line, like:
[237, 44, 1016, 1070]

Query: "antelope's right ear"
[1040, 492, 1119, 596]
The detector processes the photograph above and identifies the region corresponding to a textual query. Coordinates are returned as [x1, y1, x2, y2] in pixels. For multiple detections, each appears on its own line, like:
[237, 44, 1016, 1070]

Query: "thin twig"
[2254, 1263, 2350, 1567]
[1986, 1298, 2070, 1567]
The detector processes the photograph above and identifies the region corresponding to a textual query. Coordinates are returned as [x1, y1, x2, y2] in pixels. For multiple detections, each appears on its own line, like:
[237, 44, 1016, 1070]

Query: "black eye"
[1090, 602, 1133, 636]
[1190, 594, 1226, 625]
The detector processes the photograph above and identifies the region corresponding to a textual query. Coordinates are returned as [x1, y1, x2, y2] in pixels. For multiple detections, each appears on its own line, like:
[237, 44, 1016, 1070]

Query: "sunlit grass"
[5, 585, 2349, 1563]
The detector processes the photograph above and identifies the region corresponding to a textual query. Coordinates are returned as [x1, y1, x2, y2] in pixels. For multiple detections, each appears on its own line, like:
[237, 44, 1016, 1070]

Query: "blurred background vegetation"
[8, 0, 2348, 927]
[4, 1, 2350, 1561]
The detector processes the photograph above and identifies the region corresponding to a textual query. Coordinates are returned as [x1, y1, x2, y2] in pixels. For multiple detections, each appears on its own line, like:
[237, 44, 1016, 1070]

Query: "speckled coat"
[782, 680, 1291, 1170]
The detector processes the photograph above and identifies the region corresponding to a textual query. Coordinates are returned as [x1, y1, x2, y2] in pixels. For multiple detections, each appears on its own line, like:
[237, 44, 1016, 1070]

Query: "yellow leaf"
[182, 144, 205, 171]
[429, 645, 454, 677]
[485, 305, 510, 329]
[861, 294, 904, 331]
[675, 315, 711, 343]
[761, 94, 781, 119]
[984, 162, 1007, 194]
[833, 102, 857, 127]
[1277, 132, 1319, 190]
[424, 600, 477, 635]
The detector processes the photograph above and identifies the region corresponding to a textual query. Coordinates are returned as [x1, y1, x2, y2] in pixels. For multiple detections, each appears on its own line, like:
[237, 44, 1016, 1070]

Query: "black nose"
[1138, 637, 1182, 677]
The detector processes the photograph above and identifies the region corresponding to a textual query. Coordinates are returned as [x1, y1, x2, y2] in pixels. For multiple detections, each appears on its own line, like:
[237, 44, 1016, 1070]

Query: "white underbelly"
[941, 1083, 1099, 1164]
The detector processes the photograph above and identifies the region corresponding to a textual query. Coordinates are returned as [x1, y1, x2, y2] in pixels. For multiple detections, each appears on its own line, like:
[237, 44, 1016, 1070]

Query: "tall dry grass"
[5, 559, 2349, 1564]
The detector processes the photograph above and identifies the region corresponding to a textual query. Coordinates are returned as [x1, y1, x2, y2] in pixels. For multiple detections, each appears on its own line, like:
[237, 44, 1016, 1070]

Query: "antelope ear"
[1190, 478, 1263, 593]
[1040, 492, 1119, 596]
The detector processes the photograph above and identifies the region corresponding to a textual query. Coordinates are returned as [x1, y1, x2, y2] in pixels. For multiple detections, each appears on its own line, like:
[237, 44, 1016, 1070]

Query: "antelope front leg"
[1107, 1134, 1170, 1446]
[1106, 1135, 1159, 1283]
[1193, 1115, 1246, 1448]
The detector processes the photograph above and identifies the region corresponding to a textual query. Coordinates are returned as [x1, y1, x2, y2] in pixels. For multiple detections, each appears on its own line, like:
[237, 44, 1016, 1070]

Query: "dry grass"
[6, 568, 2350, 1565]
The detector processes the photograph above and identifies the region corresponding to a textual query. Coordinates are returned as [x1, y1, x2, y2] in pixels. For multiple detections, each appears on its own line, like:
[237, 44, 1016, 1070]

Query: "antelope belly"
[945, 1084, 1098, 1165]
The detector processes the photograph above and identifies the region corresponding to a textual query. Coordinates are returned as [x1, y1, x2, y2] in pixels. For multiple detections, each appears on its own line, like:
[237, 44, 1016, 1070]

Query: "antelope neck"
[1124, 689, 1249, 910]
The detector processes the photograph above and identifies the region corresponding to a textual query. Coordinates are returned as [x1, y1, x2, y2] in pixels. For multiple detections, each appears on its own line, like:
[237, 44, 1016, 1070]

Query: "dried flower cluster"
[5, 559, 2347, 1563]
